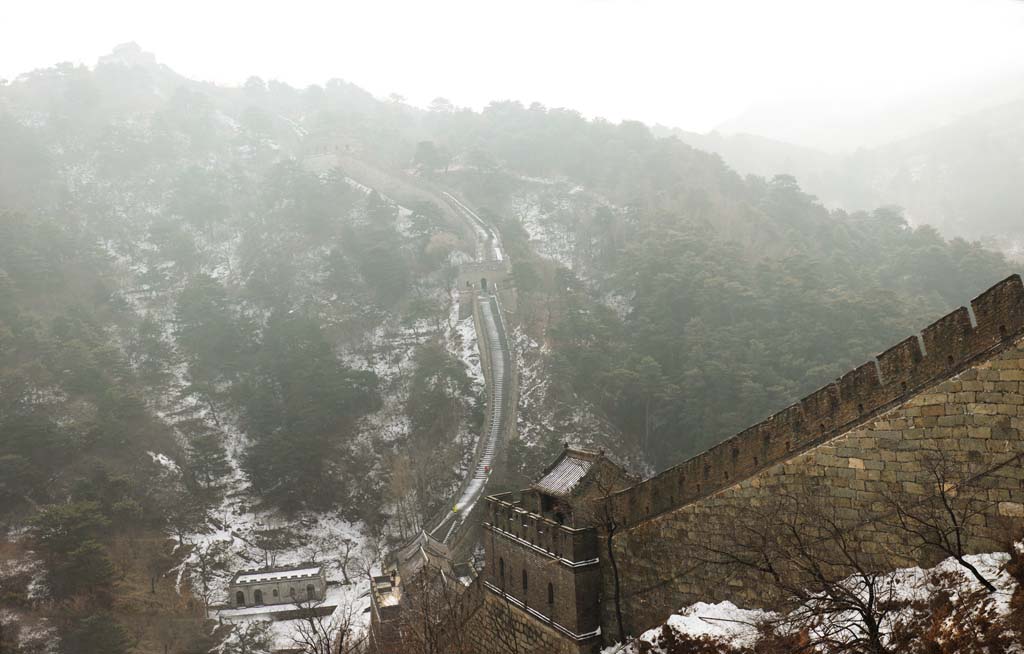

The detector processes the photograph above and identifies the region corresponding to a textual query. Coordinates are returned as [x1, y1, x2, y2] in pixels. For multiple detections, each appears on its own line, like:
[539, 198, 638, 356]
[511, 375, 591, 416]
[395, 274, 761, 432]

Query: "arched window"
[289, 587, 296, 599]
[307, 584, 317, 600]
[273, 589, 279, 597]
[253, 589, 263, 605]
[235, 590, 246, 606]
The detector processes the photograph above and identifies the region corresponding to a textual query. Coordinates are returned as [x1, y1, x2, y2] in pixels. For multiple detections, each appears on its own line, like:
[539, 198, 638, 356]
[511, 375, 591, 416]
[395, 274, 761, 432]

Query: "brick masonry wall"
[463, 590, 599, 654]
[602, 331, 1024, 639]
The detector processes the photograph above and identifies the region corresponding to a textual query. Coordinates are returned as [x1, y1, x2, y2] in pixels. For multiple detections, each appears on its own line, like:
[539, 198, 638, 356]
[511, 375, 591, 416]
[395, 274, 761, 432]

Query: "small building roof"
[232, 563, 323, 585]
[395, 531, 452, 581]
[532, 450, 596, 497]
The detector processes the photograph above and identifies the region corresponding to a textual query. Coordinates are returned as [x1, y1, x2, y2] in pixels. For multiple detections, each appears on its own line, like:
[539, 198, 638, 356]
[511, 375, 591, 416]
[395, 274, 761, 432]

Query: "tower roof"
[531, 447, 623, 498]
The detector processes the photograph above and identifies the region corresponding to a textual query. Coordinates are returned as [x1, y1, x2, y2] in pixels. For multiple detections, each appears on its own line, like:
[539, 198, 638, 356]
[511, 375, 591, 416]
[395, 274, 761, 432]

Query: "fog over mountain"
[663, 83, 1024, 257]
[2, 3, 1024, 653]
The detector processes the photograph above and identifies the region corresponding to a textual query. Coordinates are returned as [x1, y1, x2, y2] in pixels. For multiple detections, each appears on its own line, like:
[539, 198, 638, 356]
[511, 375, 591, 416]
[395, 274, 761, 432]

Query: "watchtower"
[458, 260, 511, 294]
[481, 447, 633, 652]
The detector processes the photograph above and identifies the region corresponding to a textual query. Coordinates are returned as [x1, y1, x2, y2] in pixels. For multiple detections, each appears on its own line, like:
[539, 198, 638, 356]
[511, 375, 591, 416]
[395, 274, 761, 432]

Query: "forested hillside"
[407, 103, 1012, 463]
[0, 46, 482, 653]
[659, 97, 1024, 258]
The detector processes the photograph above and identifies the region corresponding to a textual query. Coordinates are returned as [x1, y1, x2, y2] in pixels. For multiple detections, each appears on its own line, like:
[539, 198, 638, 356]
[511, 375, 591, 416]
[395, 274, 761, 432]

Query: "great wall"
[447, 273, 1024, 653]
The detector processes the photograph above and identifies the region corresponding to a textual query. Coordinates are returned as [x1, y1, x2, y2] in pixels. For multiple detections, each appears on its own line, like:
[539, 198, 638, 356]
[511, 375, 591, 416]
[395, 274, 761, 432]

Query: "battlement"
[460, 260, 510, 275]
[458, 260, 512, 294]
[485, 493, 600, 564]
[609, 274, 1024, 528]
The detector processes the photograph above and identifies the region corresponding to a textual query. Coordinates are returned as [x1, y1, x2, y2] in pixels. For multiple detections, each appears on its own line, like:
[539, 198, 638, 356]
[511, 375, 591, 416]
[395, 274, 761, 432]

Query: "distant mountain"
[651, 125, 839, 186]
[662, 95, 1024, 258]
[714, 68, 1024, 153]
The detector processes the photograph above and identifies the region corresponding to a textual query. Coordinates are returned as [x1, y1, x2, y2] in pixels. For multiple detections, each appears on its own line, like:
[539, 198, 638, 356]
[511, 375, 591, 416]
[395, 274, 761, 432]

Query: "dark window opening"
[763, 433, 771, 448]
[548, 582, 555, 606]
[754, 456, 759, 466]
[819, 423, 826, 434]
[499, 558, 505, 586]
[254, 589, 263, 605]
[480, 277, 488, 292]
[273, 589, 279, 597]
[785, 440, 791, 451]
[858, 404, 865, 414]
[541, 494, 554, 513]
[1000, 325, 1008, 339]
[236, 591, 246, 606]
[522, 570, 528, 598]
[947, 355, 955, 367]
[901, 381, 908, 392]
[307, 584, 316, 600]
[703, 465, 710, 480]
[731, 448, 739, 462]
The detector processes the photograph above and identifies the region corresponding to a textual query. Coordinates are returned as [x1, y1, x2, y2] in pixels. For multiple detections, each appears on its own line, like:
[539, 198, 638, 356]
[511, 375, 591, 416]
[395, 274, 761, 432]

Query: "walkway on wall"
[429, 291, 511, 544]
[423, 191, 515, 550]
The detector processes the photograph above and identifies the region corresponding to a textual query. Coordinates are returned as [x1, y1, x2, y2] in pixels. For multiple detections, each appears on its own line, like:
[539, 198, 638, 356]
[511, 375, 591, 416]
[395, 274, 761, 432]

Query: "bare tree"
[397, 565, 473, 654]
[337, 538, 357, 585]
[701, 485, 907, 654]
[574, 462, 631, 640]
[188, 539, 231, 610]
[223, 620, 273, 654]
[884, 451, 999, 593]
[252, 527, 295, 569]
[484, 591, 521, 654]
[290, 592, 363, 654]
[389, 455, 422, 540]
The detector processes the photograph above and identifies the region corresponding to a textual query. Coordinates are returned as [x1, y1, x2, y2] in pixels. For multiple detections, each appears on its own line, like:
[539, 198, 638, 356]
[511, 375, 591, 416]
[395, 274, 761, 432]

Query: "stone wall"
[229, 573, 326, 608]
[463, 590, 600, 654]
[603, 328, 1024, 638]
[458, 260, 512, 293]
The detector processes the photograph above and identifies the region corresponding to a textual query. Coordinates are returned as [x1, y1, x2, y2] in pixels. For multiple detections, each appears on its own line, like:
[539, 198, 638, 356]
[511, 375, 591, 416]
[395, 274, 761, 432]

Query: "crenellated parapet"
[608, 274, 1024, 528]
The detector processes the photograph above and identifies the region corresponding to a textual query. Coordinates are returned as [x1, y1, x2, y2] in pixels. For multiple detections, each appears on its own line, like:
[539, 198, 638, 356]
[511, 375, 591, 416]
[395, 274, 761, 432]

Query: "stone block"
[968, 403, 998, 415]
[902, 481, 926, 494]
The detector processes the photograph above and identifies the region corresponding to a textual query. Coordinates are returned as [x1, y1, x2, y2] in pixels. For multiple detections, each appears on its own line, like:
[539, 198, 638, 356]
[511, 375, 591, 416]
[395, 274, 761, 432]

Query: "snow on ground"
[0, 609, 59, 654]
[510, 194, 577, 271]
[514, 328, 552, 448]
[148, 451, 181, 474]
[663, 602, 771, 650]
[95, 184, 378, 629]
[604, 549, 1020, 653]
[454, 297, 484, 390]
[602, 601, 773, 654]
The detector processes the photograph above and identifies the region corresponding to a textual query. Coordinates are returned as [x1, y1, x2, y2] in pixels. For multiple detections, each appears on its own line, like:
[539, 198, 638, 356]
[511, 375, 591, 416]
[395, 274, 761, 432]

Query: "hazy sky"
[3, 0, 1024, 135]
